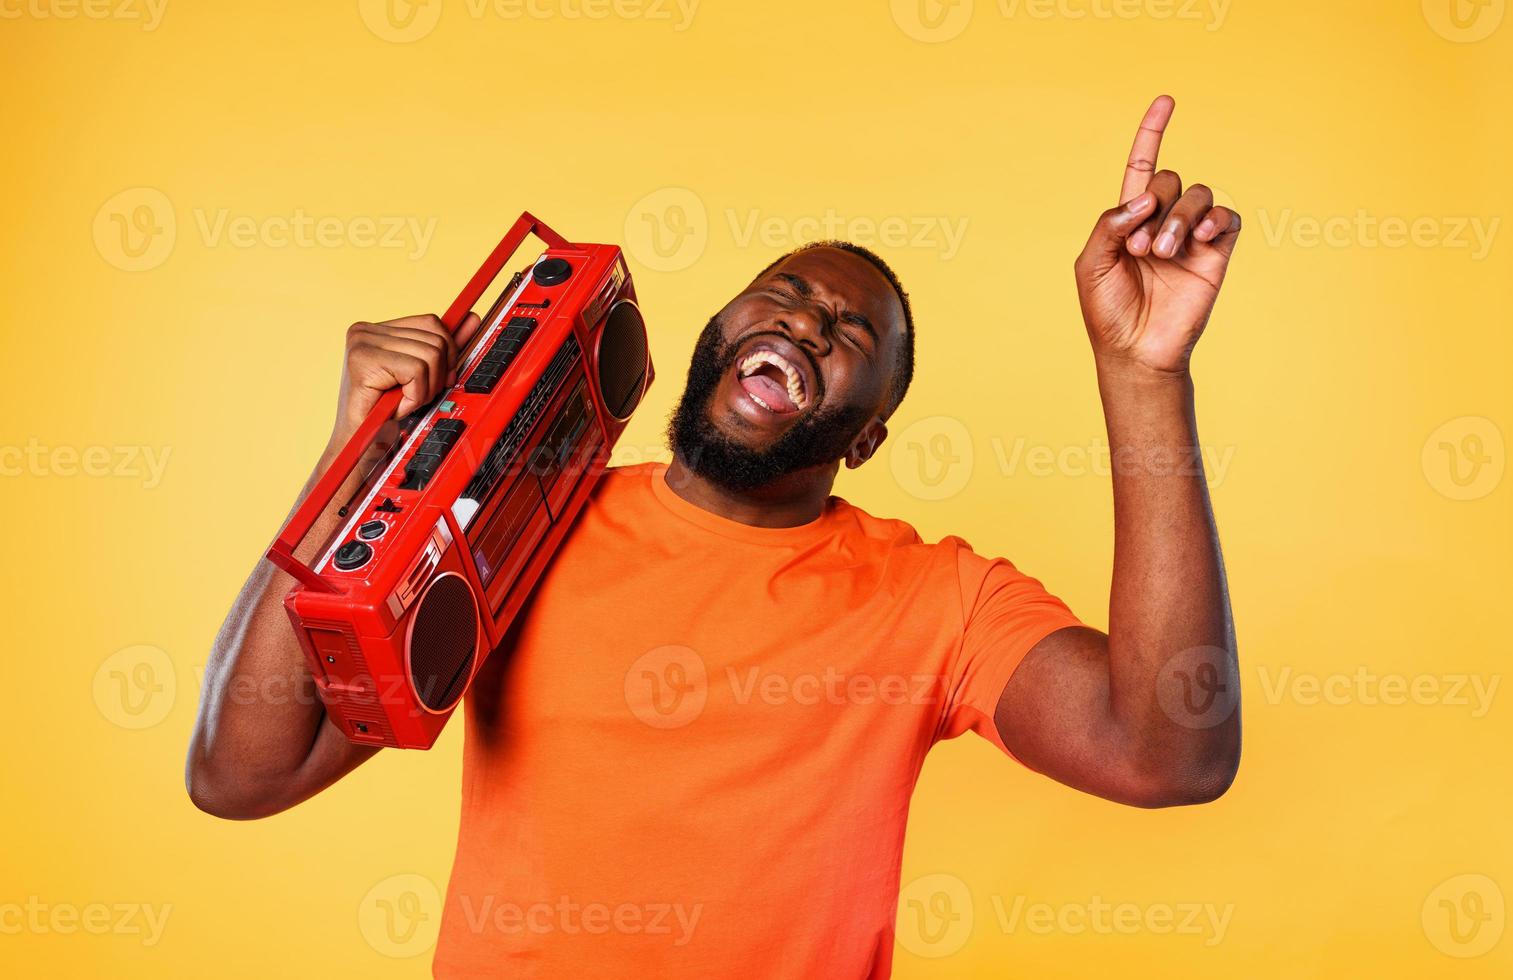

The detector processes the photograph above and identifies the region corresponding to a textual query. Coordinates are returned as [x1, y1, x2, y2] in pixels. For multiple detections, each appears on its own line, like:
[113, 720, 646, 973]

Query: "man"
[187, 96, 1242, 977]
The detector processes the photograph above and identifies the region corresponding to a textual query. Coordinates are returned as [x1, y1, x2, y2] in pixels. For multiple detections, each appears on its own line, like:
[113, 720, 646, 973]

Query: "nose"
[776, 303, 832, 357]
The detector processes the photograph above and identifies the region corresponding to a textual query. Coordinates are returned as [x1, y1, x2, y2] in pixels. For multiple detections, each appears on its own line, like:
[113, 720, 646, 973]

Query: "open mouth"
[735, 345, 812, 415]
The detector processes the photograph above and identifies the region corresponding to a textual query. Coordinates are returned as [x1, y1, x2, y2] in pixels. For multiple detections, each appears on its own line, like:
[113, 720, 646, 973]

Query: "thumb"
[1077, 192, 1156, 272]
[454, 311, 483, 349]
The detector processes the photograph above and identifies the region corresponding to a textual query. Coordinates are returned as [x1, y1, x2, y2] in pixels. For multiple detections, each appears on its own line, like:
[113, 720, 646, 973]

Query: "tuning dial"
[333, 540, 372, 571]
[532, 257, 572, 286]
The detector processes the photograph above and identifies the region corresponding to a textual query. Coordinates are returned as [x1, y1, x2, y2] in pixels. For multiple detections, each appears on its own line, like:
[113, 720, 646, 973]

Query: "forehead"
[755, 247, 906, 340]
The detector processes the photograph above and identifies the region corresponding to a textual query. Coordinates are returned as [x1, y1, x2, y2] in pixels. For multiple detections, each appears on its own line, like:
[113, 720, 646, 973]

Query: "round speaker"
[405, 572, 479, 713]
[594, 300, 650, 421]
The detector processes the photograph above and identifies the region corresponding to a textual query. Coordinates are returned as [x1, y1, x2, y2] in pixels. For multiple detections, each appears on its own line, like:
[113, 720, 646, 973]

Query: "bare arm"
[995, 96, 1242, 808]
[186, 313, 479, 819]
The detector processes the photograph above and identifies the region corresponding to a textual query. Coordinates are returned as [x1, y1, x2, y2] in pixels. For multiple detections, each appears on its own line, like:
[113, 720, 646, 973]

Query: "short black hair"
[753, 241, 915, 419]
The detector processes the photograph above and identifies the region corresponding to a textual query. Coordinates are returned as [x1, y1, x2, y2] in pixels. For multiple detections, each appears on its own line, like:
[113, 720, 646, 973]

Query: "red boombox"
[266, 214, 652, 749]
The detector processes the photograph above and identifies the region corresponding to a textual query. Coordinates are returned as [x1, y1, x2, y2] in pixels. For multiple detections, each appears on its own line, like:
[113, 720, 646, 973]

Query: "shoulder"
[826, 493, 981, 567]
[828, 494, 1038, 597]
[601, 459, 661, 487]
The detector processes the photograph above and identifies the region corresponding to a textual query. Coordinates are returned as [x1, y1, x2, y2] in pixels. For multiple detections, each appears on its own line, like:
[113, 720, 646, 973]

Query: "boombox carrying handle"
[265, 212, 572, 592]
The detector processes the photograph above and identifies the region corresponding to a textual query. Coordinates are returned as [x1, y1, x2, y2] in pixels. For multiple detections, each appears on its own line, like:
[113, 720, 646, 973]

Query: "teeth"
[738, 349, 808, 410]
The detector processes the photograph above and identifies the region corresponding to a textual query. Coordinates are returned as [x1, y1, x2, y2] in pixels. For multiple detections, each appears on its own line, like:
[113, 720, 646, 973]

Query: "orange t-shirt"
[434, 461, 1083, 978]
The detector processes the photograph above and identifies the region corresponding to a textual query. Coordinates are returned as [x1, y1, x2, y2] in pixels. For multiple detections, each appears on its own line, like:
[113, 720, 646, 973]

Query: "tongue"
[740, 371, 797, 412]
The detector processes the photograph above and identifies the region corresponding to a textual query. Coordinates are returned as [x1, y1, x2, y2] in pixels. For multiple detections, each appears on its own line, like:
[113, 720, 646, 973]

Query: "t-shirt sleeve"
[936, 539, 1085, 761]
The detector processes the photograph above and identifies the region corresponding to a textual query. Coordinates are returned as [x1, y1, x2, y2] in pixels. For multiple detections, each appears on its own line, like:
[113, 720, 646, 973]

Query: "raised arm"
[995, 96, 1242, 808]
[186, 313, 479, 819]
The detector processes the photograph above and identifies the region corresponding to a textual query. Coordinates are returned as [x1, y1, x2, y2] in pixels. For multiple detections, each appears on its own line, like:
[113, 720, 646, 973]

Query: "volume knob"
[532, 257, 572, 287]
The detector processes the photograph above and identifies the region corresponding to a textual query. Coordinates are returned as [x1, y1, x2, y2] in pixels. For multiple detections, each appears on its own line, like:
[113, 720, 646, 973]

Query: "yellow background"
[2, 0, 1509, 975]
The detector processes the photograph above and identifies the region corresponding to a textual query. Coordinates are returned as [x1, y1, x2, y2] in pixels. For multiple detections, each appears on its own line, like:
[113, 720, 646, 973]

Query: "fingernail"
[1196, 219, 1216, 240]
[1155, 231, 1177, 256]
[1129, 230, 1152, 253]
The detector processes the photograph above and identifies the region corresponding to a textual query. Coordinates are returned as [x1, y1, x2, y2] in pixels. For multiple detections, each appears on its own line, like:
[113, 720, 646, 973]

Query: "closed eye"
[840, 311, 876, 349]
[766, 273, 874, 352]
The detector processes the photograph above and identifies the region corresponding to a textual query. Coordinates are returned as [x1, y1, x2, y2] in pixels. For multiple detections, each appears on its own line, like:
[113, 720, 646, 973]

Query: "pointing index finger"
[1120, 95, 1175, 204]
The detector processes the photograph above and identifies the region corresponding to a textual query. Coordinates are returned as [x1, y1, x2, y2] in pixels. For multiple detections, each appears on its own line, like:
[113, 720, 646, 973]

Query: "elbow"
[1126, 752, 1240, 809]
[1162, 757, 1238, 807]
[184, 752, 290, 821]
[185, 764, 254, 821]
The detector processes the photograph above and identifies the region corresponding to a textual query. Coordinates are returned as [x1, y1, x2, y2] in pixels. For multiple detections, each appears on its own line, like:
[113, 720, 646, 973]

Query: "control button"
[399, 456, 439, 491]
[437, 399, 456, 413]
[425, 427, 461, 448]
[375, 497, 402, 513]
[532, 257, 572, 286]
[465, 366, 504, 394]
[357, 520, 387, 541]
[333, 540, 372, 571]
[398, 415, 465, 489]
[506, 315, 539, 330]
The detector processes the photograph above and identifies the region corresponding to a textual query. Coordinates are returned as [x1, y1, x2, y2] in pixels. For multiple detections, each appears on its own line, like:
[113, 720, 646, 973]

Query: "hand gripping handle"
[265, 212, 571, 592]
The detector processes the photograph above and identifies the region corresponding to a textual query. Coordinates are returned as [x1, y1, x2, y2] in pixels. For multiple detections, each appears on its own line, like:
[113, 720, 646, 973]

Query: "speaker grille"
[596, 301, 649, 421]
[407, 573, 478, 712]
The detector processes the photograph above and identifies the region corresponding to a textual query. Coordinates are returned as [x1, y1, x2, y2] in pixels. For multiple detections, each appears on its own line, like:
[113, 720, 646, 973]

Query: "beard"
[666, 314, 873, 494]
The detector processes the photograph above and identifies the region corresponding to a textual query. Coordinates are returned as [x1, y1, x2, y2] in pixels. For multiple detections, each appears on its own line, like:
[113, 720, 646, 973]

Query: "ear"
[844, 418, 889, 469]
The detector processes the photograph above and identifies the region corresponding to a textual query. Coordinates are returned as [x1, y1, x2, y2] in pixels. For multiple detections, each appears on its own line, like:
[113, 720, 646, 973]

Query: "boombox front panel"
[282, 231, 650, 749]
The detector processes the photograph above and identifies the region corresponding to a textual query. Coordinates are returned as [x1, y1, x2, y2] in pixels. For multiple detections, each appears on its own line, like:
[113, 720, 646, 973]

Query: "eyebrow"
[774, 272, 813, 298]
[772, 272, 876, 338]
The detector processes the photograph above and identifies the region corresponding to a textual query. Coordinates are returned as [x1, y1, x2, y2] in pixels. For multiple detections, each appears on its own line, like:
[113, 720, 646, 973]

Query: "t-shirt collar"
[649, 462, 839, 547]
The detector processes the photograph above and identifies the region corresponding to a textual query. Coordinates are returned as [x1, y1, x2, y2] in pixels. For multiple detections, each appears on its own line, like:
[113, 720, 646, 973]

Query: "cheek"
[823, 353, 884, 406]
[719, 295, 772, 330]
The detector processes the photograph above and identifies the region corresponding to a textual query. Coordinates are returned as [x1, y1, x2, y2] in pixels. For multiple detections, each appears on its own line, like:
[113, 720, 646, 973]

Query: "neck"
[662, 454, 837, 528]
